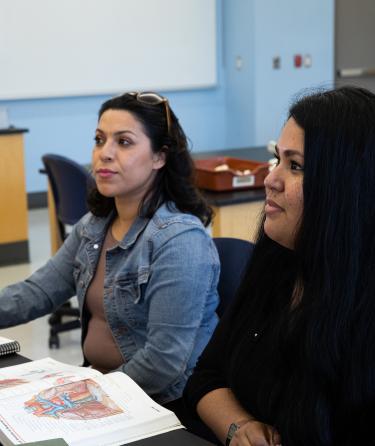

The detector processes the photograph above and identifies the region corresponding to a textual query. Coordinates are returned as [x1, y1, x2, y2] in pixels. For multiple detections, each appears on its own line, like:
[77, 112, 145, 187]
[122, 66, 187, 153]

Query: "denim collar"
[82, 210, 150, 250]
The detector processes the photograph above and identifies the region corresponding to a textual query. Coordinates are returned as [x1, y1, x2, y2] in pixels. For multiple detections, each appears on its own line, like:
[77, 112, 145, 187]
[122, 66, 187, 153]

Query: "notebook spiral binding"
[0, 338, 20, 356]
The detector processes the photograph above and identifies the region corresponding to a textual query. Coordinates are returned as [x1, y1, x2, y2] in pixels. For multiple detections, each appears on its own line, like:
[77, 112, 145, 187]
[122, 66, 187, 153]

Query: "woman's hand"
[195, 388, 280, 446]
[229, 420, 281, 446]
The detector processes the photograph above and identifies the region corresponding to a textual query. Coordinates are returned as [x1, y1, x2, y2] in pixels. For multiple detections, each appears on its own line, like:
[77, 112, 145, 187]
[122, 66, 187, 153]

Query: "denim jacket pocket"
[113, 270, 150, 328]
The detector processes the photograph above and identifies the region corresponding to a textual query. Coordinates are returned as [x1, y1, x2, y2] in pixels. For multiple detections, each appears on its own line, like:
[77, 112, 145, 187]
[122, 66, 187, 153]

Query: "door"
[335, 0, 375, 92]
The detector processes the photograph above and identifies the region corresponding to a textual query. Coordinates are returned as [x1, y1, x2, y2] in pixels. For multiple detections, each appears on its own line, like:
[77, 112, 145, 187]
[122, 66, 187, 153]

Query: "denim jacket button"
[93, 244, 99, 249]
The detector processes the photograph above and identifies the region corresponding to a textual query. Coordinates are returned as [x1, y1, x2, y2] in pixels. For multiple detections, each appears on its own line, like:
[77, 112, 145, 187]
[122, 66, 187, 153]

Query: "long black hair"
[232, 86, 375, 445]
[87, 92, 212, 226]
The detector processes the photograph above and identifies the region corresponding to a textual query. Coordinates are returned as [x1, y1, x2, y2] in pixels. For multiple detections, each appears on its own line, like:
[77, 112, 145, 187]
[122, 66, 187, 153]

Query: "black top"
[183, 238, 299, 436]
[183, 244, 375, 446]
[183, 288, 291, 428]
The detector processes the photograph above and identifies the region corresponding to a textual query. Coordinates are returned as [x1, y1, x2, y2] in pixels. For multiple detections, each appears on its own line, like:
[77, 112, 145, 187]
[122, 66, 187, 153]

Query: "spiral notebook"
[0, 336, 20, 356]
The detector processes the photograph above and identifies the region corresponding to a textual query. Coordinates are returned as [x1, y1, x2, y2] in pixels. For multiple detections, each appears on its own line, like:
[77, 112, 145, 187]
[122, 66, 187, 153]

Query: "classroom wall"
[253, 0, 334, 145]
[0, 0, 334, 194]
[222, 0, 255, 149]
[223, 0, 334, 148]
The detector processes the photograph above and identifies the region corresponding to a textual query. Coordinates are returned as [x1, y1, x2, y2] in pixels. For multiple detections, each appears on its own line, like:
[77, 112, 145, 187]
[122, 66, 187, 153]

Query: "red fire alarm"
[294, 54, 302, 68]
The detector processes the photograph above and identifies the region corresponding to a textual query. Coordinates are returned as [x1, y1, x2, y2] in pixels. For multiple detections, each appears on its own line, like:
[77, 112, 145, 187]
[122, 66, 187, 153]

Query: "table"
[0, 354, 214, 446]
[203, 187, 265, 241]
[130, 429, 214, 446]
[0, 128, 30, 265]
[196, 146, 268, 242]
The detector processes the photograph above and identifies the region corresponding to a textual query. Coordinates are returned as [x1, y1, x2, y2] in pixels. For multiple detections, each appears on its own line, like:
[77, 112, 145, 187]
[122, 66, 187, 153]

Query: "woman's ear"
[152, 146, 167, 170]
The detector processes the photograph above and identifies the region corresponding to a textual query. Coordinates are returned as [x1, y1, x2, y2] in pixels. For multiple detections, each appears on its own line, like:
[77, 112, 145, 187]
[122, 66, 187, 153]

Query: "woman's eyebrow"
[95, 128, 137, 137]
[113, 130, 137, 137]
[275, 144, 304, 158]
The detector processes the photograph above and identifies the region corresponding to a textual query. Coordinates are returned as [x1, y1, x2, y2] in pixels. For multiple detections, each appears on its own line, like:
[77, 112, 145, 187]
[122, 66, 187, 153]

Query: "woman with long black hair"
[184, 86, 375, 446]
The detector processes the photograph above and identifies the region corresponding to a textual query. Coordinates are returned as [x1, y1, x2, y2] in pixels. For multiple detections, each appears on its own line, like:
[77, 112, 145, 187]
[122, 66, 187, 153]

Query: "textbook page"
[0, 358, 182, 446]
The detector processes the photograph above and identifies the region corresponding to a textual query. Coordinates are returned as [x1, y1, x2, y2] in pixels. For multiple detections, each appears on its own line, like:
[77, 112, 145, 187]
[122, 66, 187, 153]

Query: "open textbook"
[0, 358, 183, 446]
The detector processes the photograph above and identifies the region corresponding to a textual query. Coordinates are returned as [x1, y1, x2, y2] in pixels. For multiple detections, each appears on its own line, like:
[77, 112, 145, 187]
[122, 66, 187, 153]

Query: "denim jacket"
[0, 203, 220, 404]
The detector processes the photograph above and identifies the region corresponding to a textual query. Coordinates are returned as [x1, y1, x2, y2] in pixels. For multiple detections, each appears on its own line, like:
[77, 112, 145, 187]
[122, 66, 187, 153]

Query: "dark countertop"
[0, 127, 29, 134]
[193, 146, 269, 162]
[201, 187, 265, 206]
[194, 146, 268, 206]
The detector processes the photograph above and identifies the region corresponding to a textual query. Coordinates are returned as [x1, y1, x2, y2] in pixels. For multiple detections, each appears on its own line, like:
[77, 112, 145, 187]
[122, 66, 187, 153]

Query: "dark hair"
[87, 92, 212, 226]
[233, 86, 375, 445]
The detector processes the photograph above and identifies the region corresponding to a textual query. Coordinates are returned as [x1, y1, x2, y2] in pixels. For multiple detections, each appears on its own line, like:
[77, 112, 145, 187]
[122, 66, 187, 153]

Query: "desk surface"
[194, 146, 269, 162]
[130, 429, 214, 446]
[0, 355, 214, 446]
[0, 127, 29, 135]
[202, 187, 265, 206]
[0, 353, 29, 368]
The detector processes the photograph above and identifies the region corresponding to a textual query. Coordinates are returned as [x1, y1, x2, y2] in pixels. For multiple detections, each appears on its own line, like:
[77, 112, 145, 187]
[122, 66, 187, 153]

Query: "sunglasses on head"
[128, 91, 171, 136]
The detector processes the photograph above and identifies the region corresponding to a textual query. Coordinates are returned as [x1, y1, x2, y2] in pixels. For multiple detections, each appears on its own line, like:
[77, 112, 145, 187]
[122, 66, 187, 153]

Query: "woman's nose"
[99, 141, 115, 161]
[264, 165, 283, 191]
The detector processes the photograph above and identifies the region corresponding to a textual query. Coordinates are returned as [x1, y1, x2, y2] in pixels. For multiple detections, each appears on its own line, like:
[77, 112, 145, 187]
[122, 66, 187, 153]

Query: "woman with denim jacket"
[0, 92, 220, 410]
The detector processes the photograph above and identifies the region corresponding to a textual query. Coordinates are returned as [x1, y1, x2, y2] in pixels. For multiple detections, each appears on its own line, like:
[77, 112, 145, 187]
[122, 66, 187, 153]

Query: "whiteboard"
[0, 0, 217, 100]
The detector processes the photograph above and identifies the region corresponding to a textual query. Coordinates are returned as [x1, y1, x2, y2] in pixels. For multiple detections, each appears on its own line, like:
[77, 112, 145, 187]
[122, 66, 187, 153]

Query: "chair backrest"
[42, 154, 91, 237]
[213, 237, 254, 318]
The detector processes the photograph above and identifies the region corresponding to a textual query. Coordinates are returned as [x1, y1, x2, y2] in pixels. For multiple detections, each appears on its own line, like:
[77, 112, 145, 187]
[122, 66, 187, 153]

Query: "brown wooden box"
[194, 157, 269, 192]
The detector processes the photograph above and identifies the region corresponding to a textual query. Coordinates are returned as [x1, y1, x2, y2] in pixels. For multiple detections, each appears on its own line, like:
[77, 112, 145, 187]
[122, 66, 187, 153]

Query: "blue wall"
[1, 0, 334, 194]
[253, 0, 334, 145]
[223, 0, 334, 148]
[223, 0, 255, 148]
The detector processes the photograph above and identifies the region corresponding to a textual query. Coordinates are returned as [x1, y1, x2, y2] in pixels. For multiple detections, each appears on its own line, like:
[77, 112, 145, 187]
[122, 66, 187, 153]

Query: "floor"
[0, 208, 83, 365]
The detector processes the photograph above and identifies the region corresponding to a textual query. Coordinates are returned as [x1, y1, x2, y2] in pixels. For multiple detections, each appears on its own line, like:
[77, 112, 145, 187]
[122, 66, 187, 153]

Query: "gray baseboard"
[0, 240, 30, 266]
[27, 191, 47, 209]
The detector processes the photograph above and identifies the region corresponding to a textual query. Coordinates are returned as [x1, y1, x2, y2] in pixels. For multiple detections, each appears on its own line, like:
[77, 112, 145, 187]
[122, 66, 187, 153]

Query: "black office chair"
[178, 238, 255, 445]
[213, 237, 254, 317]
[42, 154, 92, 348]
